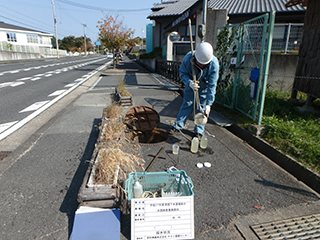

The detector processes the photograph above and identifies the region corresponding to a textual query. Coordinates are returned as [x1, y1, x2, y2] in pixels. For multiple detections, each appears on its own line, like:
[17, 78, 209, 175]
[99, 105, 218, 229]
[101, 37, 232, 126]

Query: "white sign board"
[131, 196, 194, 240]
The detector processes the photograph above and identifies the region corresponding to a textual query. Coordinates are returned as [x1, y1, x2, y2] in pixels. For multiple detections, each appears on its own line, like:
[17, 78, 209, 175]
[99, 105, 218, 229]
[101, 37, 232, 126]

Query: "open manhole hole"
[125, 106, 169, 144]
[130, 129, 169, 144]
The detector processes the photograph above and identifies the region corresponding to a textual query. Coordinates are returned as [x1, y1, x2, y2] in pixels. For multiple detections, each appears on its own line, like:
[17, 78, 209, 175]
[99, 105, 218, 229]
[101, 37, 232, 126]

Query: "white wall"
[0, 29, 52, 48]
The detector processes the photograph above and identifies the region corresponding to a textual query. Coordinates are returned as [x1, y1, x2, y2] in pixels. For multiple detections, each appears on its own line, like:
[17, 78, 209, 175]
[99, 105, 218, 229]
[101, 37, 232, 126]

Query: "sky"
[0, 0, 159, 41]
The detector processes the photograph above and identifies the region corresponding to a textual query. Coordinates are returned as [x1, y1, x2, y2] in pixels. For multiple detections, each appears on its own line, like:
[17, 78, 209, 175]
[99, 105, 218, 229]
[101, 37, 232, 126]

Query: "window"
[6, 32, 17, 42]
[27, 34, 38, 43]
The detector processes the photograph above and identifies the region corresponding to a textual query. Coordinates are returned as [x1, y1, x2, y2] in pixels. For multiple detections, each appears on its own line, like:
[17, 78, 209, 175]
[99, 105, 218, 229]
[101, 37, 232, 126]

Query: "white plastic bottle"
[133, 181, 143, 198]
[200, 135, 208, 149]
[191, 137, 199, 153]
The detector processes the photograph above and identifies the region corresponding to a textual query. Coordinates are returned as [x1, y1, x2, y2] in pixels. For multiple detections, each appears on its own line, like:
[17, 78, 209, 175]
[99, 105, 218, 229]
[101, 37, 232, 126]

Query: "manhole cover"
[251, 213, 320, 239]
[125, 106, 160, 131]
[0, 151, 12, 161]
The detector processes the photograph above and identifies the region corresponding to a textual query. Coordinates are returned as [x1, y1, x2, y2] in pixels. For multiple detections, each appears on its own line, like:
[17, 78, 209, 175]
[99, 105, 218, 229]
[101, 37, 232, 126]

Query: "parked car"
[107, 53, 113, 58]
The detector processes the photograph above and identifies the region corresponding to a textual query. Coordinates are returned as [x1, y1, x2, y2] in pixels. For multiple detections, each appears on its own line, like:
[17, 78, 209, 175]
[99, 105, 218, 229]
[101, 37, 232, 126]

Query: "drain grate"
[0, 151, 12, 161]
[251, 213, 320, 239]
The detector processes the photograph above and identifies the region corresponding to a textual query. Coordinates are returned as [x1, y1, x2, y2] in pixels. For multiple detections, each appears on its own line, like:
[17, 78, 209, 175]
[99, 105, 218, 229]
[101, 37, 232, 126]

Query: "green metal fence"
[215, 12, 275, 124]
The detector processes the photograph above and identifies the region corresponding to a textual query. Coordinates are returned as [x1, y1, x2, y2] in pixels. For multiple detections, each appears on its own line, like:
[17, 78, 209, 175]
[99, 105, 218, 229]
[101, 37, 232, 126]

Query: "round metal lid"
[125, 106, 160, 131]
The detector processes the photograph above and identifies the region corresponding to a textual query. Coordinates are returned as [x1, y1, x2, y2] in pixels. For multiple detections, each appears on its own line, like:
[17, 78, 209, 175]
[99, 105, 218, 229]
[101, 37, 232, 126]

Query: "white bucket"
[194, 113, 207, 125]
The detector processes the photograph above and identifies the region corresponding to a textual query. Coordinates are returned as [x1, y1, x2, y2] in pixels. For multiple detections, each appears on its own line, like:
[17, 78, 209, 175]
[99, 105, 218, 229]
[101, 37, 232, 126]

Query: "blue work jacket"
[179, 51, 219, 106]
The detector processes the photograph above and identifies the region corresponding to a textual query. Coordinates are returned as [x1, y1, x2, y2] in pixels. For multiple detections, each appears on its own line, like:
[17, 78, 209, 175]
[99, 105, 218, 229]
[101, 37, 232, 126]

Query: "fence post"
[257, 11, 275, 125]
[284, 23, 291, 54]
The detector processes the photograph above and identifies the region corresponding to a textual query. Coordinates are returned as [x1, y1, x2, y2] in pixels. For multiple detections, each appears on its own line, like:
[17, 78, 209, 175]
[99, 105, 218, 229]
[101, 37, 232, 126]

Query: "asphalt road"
[0, 56, 110, 141]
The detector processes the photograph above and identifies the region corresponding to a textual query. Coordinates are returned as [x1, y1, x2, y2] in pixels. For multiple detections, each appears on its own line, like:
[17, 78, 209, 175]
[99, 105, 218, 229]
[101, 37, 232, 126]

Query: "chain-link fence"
[215, 12, 275, 124]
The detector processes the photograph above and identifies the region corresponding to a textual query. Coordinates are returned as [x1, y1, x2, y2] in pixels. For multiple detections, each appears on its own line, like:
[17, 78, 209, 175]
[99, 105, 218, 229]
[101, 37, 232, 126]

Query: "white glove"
[189, 81, 199, 90]
[205, 105, 211, 117]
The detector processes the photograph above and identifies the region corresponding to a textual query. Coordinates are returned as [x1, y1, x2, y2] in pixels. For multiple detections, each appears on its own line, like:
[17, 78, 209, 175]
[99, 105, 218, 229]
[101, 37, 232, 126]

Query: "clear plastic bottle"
[191, 137, 199, 153]
[134, 181, 143, 198]
[200, 135, 208, 149]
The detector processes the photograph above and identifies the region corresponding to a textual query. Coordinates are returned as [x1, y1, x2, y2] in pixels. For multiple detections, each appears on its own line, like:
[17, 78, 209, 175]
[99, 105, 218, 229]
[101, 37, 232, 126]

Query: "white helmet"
[194, 42, 213, 65]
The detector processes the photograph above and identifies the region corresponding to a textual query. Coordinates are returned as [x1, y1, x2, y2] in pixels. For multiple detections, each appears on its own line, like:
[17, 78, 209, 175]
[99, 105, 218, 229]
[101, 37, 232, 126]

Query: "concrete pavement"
[0, 57, 319, 240]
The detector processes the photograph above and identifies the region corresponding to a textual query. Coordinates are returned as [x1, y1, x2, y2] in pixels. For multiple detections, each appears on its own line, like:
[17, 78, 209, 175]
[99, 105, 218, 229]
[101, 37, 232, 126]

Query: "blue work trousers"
[173, 87, 206, 135]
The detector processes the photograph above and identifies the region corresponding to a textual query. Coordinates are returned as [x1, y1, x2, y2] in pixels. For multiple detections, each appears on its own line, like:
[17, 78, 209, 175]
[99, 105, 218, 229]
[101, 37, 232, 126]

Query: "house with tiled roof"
[148, 0, 306, 61]
[0, 21, 56, 60]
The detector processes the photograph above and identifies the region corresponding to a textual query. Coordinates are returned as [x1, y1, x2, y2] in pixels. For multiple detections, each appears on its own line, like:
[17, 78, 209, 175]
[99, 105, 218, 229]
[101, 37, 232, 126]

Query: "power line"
[0, 14, 51, 34]
[56, 0, 150, 12]
[0, 4, 53, 33]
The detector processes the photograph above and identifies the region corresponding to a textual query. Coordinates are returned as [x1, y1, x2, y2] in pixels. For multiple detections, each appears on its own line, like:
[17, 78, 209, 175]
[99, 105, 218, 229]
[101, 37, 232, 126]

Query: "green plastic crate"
[125, 170, 194, 201]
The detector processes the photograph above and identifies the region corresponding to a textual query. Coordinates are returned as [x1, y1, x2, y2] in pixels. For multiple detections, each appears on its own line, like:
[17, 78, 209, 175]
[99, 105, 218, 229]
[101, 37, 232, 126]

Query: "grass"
[117, 80, 131, 97]
[213, 89, 320, 174]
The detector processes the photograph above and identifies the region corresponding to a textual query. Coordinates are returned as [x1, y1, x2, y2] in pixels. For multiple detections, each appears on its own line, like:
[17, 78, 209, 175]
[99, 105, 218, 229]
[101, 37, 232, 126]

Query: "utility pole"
[52, 0, 59, 58]
[201, 0, 207, 42]
[82, 23, 87, 56]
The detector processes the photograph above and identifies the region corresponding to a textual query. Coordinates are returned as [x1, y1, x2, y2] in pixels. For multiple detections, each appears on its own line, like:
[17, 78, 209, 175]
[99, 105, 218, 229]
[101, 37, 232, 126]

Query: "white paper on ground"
[69, 206, 120, 240]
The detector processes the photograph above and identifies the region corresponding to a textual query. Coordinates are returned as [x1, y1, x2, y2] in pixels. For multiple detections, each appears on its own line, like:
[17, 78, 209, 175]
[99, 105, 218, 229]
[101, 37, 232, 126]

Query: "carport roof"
[148, 0, 305, 19]
[208, 0, 306, 14]
[148, 0, 198, 19]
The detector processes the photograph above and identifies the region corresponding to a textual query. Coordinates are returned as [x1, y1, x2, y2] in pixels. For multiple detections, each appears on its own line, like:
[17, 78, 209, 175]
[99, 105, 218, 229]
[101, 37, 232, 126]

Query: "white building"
[0, 21, 65, 60]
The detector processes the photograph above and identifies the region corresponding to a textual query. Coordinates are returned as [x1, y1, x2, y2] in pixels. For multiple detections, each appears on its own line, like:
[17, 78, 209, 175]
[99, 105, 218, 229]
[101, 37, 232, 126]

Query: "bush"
[139, 47, 162, 59]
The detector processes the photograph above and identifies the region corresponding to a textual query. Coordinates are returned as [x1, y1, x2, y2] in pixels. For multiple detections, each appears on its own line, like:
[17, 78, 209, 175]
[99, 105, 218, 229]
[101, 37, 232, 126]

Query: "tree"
[97, 14, 134, 68]
[52, 36, 93, 54]
[289, 0, 320, 104]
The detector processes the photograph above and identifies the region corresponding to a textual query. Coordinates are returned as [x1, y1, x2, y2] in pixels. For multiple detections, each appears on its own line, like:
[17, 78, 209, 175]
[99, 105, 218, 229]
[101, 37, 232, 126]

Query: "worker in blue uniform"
[170, 42, 219, 137]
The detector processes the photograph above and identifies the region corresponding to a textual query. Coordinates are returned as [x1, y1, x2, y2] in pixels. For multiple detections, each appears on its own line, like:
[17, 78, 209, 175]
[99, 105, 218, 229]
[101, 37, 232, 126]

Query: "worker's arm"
[206, 56, 220, 106]
[179, 52, 193, 87]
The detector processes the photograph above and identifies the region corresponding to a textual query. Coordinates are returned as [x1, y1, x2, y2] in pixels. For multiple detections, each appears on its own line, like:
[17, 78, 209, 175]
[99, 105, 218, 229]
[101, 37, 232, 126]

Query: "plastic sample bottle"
[134, 181, 143, 198]
[191, 137, 199, 153]
[200, 134, 208, 149]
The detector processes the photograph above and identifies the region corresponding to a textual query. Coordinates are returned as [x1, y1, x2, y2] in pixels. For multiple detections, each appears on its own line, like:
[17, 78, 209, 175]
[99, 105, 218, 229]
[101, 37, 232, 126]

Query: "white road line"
[17, 77, 32, 81]
[74, 78, 84, 82]
[0, 82, 14, 88]
[48, 90, 66, 97]
[10, 82, 25, 87]
[24, 68, 32, 71]
[19, 101, 50, 113]
[10, 70, 20, 74]
[89, 76, 102, 91]
[31, 77, 41, 81]
[64, 83, 76, 88]
[44, 74, 53, 77]
[0, 121, 18, 134]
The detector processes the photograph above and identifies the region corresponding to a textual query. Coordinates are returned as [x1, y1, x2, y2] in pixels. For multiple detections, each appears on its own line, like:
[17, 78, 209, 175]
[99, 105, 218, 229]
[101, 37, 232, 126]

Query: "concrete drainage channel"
[77, 106, 169, 208]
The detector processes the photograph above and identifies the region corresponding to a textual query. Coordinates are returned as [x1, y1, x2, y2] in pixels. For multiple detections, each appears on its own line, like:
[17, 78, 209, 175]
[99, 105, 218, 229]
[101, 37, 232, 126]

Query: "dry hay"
[94, 103, 144, 185]
[100, 118, 126, 143]
[103, 103, 123, 119]
[94, 143, 144, 185]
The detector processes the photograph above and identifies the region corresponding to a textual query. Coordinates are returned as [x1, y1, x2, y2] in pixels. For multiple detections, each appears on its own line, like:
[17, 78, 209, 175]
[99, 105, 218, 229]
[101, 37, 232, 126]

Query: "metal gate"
[215, 12, 275, 124]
